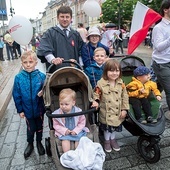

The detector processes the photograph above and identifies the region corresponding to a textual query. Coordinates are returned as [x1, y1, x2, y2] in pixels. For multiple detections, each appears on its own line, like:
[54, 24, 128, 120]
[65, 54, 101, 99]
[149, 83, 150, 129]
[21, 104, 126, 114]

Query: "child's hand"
[156, 96, 162, 101]
[119, 110, 127, 119]
[19, 112, 25, 118]
[91, 101, 99, 109]
[70, 131, 77, 135]
[140, 88, 145, 94]
[37, 90, 43, 97]
[65, 129, 71, 135]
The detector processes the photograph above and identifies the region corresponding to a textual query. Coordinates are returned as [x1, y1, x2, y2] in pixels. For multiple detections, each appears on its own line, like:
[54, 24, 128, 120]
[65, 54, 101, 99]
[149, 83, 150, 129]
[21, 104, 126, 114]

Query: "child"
[12, 50, 46, 159]
[84, 47, 108, 88]
[126, 66, 162, 124]
[52, 88, 89, 153]
[92, 59, 129, 153]
[0, 35, 4, 61]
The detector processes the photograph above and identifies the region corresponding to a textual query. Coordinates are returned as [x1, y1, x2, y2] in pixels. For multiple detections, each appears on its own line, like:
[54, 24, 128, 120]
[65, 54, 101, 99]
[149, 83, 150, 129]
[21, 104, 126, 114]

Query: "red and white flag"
[127, 1, 162, 55]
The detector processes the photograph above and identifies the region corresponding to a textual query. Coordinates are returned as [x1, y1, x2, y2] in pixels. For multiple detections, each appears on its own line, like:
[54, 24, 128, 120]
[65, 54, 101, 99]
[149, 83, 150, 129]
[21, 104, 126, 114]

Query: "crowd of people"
[4, 0, 170, 168]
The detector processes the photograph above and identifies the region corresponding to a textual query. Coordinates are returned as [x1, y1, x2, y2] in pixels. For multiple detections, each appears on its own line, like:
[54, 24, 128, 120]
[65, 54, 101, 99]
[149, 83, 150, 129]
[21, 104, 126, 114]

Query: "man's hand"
[51, 57, 64, 65]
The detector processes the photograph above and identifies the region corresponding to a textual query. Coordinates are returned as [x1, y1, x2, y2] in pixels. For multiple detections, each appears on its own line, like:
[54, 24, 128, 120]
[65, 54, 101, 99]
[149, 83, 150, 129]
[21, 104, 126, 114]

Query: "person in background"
[151, 0, 170, 120]
[0, 35, 5, 61]
[4, 30, 14, 60]
[37, 6, 83, 69]
[81, 27, 114, 68]
[84, 47, 108, 88]
[13, 41, 21, 59]
[77, 23, 88, 43]
[92, 59, 129, 153]
[12, 50, 46, 159]
[115, 29, 124, 54]
[52, 88, 89, 153]
[126, 66, 162, 124]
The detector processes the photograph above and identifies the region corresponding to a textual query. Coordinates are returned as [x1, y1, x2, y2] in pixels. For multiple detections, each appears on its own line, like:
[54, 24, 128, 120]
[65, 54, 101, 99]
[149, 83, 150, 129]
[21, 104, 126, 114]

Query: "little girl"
[52, 88, 89, 153]
[92, 59, 129, 152]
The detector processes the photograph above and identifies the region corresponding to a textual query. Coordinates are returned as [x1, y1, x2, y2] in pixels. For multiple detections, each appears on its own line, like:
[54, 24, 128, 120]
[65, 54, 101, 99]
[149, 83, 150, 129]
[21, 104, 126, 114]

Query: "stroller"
[43, 61, 99, 169]
[120, 56, 165, 163]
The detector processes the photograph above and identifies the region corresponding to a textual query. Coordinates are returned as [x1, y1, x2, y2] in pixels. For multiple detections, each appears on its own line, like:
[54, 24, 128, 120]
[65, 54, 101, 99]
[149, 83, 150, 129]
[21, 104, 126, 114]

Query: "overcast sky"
[5, 0, 49, 23]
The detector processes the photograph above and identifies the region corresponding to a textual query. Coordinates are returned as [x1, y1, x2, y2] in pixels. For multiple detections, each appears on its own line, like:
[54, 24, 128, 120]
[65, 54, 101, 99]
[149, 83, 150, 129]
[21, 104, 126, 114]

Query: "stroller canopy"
[43, 67, 93, 107]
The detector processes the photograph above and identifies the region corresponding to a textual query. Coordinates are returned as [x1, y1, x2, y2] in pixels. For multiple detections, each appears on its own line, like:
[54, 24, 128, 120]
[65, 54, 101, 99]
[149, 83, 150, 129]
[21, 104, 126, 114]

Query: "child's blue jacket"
[84, 63, 104, 89]
[12, 69, 46, 119]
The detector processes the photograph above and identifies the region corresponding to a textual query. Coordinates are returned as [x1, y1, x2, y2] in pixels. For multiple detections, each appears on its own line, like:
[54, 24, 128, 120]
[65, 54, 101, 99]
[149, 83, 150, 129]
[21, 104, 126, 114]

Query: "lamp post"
[118, 0, 121, 30]
[10, 0, 15, 17]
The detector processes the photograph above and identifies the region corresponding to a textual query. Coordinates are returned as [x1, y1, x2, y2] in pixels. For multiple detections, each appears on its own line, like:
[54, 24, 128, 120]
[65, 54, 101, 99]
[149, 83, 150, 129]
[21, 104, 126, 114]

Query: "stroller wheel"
[137, 135, 160, 163]
[45, 137, 52, 157]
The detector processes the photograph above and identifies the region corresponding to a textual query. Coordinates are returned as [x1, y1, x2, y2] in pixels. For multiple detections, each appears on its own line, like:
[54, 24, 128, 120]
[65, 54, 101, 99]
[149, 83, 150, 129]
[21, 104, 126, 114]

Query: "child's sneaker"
[104, 140, 112, 153]
[152, 119, 157, 123]
[110, 139, 120, 151]
[138, 118, 147, 124]
[147, 116, 153, 123]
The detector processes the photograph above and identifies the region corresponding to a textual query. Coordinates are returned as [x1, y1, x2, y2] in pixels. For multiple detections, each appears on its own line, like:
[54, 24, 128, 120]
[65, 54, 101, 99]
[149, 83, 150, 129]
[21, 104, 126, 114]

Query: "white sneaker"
[165, 110, 170, 120]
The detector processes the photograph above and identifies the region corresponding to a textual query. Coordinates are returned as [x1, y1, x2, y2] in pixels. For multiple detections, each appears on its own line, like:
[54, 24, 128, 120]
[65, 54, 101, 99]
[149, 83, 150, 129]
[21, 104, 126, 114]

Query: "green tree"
[100, 0, 138, 27]
[100, 0, 162, 28]
[141, 0, 162, 13]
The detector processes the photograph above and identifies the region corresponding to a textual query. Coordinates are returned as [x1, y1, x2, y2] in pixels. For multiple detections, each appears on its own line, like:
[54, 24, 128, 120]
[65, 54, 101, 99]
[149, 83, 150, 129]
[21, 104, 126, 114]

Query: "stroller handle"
[46, 107, 96, 118]
[47, 60, 83, 73]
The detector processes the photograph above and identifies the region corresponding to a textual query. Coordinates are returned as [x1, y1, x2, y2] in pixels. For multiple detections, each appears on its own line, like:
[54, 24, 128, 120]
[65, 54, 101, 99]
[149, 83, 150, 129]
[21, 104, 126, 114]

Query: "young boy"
[126, 66, 162, 124]
[84, 47, 108, 88]
[12, 50, 46, 159]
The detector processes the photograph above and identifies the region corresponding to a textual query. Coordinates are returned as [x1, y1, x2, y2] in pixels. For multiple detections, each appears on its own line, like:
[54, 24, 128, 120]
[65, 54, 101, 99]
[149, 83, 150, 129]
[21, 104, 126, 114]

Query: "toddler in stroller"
[52, 88, 89, 153]
[120, 56, 165, 163]
[126, 66, 162, 124]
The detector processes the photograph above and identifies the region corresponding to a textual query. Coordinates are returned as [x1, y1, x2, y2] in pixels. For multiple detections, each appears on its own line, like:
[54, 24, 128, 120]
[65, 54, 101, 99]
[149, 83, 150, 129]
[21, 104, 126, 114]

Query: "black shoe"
[147, 116, 153, 123]
[138, 118, 147, 124]
[24, 143, 34, 159]
[37, 141, 45, 155]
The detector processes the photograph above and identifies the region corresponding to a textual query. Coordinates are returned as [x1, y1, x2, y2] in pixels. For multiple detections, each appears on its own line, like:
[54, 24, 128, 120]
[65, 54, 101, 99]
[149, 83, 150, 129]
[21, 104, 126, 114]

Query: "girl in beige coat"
[92, 59, 129, 153]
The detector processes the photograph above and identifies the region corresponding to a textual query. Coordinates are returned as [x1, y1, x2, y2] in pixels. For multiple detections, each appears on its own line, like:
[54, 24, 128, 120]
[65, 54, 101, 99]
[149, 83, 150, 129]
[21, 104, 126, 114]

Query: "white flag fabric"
[127, 1, 162, 54]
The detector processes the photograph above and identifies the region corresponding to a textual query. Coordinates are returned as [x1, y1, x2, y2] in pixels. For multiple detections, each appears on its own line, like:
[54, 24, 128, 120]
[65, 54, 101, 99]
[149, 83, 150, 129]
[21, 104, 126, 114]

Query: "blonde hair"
[21, 50, 38, 61]
[94, 47, 106, 56]
[59, 88, 76, 101]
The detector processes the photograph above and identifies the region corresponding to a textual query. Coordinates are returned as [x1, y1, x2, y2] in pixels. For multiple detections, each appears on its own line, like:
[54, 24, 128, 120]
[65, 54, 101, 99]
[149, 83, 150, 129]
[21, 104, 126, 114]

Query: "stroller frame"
[43, 62, 99, 169]
[120, 56, 165, 163]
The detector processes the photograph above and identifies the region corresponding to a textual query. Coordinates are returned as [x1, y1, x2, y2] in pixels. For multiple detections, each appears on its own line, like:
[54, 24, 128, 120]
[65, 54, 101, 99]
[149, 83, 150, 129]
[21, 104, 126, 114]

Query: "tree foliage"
[100, 0, 162, 28]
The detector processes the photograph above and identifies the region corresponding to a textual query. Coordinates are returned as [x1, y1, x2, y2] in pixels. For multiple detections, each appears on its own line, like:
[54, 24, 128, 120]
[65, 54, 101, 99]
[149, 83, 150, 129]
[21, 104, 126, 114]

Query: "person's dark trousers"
[129, 97, 152, 120]
[16, 44, 21, 56]
[0, 48, 4, 61]
[116, 42, 123, 54]
[13, 46, 18, 59]
[26, 116, 44, 143]
[6, 43, 14, 60]
[153, 61, 170, 110]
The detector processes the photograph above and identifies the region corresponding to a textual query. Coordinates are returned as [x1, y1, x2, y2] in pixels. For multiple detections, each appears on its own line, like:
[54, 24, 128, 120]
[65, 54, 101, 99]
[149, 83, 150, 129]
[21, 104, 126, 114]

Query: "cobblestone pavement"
[1, 45, 170, 170]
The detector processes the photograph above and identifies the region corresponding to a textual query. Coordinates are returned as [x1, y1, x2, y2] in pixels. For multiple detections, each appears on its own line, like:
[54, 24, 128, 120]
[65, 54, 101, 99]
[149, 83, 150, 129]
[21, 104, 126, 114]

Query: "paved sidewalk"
[1, 45, 170, 170]
[0, 58, 21, 120]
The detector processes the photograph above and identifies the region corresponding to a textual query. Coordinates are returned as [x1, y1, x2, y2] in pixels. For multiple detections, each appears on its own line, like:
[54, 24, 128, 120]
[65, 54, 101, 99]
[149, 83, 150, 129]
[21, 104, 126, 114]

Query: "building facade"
[32, 0, 101, 35]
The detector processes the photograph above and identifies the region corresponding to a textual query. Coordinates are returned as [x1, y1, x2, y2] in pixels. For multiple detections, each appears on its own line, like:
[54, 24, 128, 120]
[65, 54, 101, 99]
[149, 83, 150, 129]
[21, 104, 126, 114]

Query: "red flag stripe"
[128, 9, 162, 54]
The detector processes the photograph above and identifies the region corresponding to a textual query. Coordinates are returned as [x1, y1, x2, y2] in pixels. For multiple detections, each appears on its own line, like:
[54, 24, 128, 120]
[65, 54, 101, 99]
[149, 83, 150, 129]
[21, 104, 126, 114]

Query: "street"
[1, 45, 170, 170]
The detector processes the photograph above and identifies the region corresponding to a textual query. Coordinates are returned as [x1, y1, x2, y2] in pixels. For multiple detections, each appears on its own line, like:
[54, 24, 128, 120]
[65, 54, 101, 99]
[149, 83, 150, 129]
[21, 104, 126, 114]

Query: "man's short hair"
[57, 6, 72, 17]
[160, 0, 170, 16]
